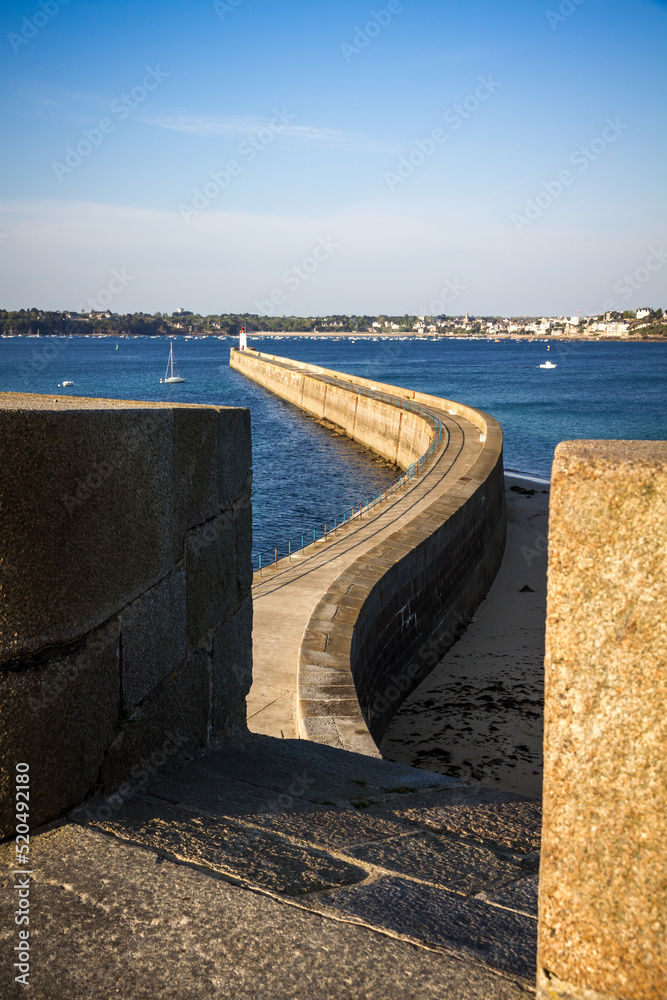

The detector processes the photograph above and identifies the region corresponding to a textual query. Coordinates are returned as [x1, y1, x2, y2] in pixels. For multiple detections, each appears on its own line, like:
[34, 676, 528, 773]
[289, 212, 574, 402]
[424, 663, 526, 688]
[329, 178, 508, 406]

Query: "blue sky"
[0, 0, 666, 315]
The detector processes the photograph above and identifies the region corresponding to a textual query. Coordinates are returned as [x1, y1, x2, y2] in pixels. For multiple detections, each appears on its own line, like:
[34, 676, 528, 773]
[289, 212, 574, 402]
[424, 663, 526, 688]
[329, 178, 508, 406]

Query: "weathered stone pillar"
[538, 441, 667, 999]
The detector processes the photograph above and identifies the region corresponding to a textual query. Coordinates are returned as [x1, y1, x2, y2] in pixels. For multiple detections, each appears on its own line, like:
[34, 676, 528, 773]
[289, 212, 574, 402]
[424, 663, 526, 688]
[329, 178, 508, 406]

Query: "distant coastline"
[1, 305, 665, 342]
[2, 331, 665, 343]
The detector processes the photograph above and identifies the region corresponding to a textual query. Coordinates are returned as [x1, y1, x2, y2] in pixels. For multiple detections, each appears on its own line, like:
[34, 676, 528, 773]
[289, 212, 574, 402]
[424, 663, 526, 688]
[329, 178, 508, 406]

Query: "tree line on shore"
[1, 308, 665, 338]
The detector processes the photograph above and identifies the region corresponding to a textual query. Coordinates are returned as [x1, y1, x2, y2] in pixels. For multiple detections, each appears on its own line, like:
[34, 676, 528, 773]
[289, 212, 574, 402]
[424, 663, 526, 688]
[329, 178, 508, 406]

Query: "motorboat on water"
[61, 380, 74, 387]
[539, 360, 557, 369]
[160, 341, 186, 383]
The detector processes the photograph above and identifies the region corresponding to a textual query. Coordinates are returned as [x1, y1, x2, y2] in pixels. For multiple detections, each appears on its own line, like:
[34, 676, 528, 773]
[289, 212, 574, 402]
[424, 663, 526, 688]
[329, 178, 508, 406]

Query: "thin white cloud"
[140, 113, 400, 152]
[2, 197, 660, 317]
[20, 87, 112, 110]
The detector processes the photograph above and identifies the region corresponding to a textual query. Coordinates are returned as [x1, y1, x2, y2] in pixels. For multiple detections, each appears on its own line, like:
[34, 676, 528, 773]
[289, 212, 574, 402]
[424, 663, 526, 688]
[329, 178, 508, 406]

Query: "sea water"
[1, 335, 666, 562]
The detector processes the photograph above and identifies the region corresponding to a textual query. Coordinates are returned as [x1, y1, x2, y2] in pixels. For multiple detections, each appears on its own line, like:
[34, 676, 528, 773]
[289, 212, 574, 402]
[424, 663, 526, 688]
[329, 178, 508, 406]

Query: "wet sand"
[380, 473, 549, 799]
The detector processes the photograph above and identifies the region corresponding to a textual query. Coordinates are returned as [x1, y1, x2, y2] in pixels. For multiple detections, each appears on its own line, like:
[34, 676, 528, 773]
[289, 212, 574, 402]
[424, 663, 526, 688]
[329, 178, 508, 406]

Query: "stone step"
[1, 735, 539, 997]
[1, 823, 534, 1000]
[2, 733, 545, 997]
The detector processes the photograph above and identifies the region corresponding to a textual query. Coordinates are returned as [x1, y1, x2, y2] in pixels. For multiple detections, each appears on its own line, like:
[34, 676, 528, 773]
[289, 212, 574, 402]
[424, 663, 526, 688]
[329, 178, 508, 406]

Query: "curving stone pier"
[230, 349, 506, 754]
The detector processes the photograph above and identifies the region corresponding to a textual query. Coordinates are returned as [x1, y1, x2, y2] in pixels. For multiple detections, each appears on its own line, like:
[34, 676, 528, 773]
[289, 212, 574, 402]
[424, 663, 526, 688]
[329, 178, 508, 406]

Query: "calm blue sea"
[1, 335, 666, 562]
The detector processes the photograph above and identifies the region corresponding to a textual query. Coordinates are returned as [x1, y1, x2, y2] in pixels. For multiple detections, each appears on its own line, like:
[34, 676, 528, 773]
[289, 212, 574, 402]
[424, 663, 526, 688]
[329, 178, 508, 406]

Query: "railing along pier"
[254, 372, 443, 577]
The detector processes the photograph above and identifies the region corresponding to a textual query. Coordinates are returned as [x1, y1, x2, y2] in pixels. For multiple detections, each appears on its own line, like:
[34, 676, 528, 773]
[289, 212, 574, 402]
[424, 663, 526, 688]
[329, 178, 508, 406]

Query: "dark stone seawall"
[353, 455, 506, 743]
[0, 392, 253, 838]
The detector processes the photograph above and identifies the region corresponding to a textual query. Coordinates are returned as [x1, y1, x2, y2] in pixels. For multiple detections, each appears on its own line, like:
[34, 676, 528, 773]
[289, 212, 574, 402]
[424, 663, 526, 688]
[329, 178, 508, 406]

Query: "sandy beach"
[380, 473, 549, 799]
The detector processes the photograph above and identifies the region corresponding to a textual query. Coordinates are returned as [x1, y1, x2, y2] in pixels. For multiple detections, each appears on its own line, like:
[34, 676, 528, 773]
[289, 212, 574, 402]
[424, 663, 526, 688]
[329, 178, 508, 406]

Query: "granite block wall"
[537, 440, 667, 1000]
[0, 392, 253, 837]
[352, 454, 506, 742]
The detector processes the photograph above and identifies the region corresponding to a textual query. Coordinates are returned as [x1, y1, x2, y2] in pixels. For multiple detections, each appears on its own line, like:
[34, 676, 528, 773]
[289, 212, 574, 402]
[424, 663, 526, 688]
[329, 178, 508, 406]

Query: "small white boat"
[539, 360, 557, 369]
[160, 341, 186, 384]
[61, 380, 74, 387]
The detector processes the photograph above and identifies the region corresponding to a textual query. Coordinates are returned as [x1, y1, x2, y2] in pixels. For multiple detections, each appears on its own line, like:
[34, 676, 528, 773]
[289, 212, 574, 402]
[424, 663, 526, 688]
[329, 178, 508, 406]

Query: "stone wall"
[352, 452, 506, 742]
[297, 426, 506, 753]
[230, 349, 434, 470]
[0, 392, 253, 837]
[538, 440, 667, 1000]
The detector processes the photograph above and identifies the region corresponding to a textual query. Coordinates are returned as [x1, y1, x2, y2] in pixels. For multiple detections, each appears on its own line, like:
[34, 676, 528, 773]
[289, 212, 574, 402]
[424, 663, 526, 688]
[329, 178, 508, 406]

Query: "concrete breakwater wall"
[0, 392, 253, 837]
[230, 349, 506, 751]
[351, 454, 506, 742]
[230, 348, 434, 470]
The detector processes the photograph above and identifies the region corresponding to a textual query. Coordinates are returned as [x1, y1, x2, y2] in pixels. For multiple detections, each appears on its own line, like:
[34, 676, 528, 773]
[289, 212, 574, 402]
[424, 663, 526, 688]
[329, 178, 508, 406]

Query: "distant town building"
[593, 321, 629, 336]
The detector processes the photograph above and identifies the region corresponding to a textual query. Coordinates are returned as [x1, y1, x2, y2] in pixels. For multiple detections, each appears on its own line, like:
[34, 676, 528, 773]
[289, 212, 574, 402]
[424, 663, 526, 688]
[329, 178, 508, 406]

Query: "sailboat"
[160, 341, 185, 384]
